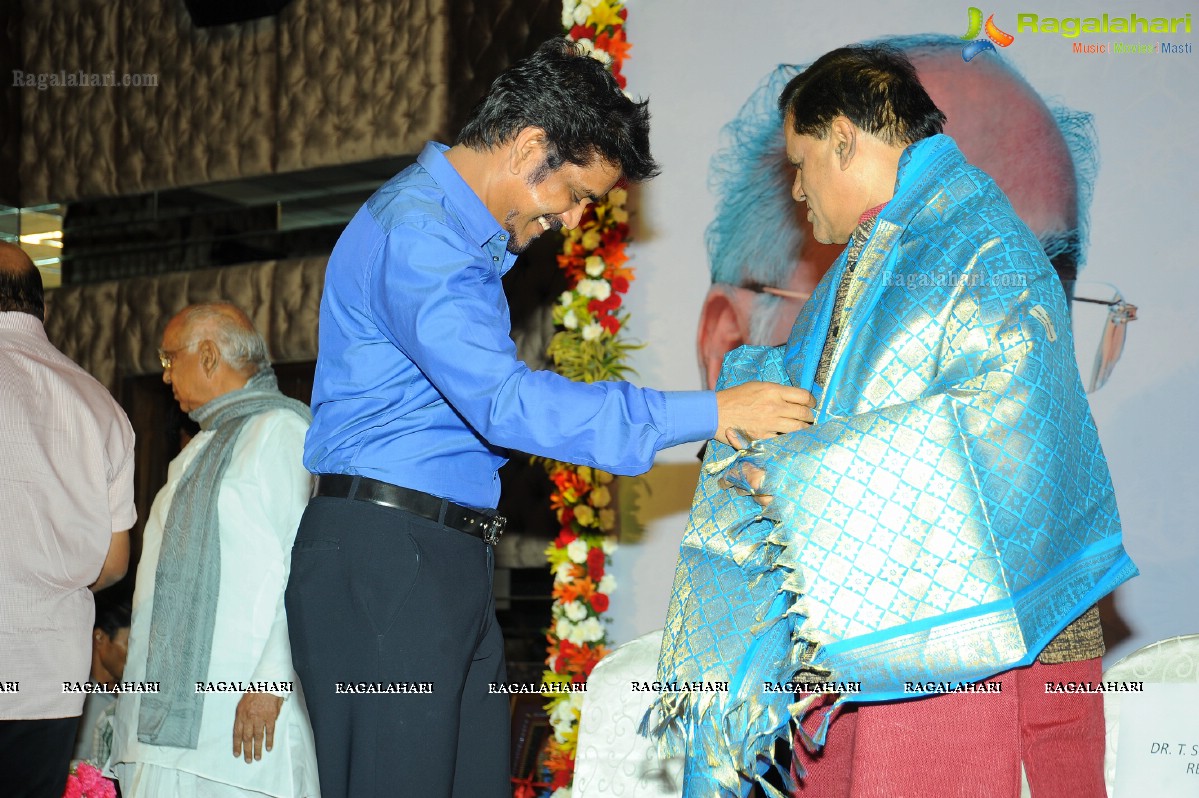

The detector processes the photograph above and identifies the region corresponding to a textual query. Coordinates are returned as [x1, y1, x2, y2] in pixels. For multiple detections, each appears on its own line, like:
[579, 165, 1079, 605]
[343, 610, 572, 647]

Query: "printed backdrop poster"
[609, 0, 1198, 665]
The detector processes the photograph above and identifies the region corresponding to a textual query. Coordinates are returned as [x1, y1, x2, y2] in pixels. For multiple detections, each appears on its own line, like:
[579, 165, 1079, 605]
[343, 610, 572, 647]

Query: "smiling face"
[502, 154, 623, 254]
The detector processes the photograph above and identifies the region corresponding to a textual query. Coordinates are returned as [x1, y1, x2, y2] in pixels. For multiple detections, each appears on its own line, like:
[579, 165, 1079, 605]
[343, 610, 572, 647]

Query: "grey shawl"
[137, 367, 311, 748]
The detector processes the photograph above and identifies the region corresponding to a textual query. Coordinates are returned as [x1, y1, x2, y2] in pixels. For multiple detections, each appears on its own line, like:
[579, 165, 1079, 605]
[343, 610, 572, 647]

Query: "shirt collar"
[0, 311, 48, 340]
[418, 142, 508, 250]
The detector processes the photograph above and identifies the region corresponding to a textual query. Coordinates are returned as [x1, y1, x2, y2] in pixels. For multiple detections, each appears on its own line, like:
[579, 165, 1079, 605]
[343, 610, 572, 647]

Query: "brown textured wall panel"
[43, 279, 122, 391]
[446, 0, 564, 136]
[116, 0, 276, 194]
[19, 0, 122, 205]
[43, 256, 327, 393]
[269, 256, 327, 363]
[15, 0, 562, 205]
[1, 3, 22, 207]
[275, 0, 450, 172]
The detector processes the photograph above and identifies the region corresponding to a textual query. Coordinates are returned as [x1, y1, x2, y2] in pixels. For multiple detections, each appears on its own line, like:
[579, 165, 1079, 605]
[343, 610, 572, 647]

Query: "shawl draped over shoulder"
[645, 135, 1136, 797]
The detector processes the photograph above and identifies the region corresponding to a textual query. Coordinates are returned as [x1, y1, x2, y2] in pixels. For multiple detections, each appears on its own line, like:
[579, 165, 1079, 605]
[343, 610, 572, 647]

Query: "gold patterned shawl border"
[646, 467, 837, 794]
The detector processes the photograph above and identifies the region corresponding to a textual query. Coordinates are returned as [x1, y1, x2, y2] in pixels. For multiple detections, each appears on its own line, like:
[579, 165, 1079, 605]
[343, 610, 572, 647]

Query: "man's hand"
[714, 382, 815, 446]
[725, 427, 775, 508]
[740, 461, 773, 507]
[233, 691, 284, 763]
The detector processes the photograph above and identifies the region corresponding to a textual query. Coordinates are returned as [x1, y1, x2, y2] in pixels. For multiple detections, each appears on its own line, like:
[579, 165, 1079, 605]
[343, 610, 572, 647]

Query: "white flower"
[563, 309, 579, 330]
[561, 3, 576, 28]
[550, 698, 577, 726]
[584, 255, 606, 277]
[555, 617, 574, 641]
[566, 538, 590, 564]
[608, 187, 628, 206]
[572, 4, 590, 25]
[601, 537, 618, 555]
[572, 617, 605, 643]
[575, 278, 611, 301]
[559, 290, 575, 306]
[564, 600, 589, 622]
[552, 789, 572, 798]
[610, 205, 629, 224]
[581, 229, 602, 249]
[555, 561, 576, 582]
[581, 322, 603, 342]
[599, 574, 617, 594]
[550, 699, 578, 743]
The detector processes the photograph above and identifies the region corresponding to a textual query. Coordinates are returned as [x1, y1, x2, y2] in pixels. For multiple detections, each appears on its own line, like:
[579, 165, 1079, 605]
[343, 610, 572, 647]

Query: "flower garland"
[532, 3, 634, 797]
[62, 762, 117, 798]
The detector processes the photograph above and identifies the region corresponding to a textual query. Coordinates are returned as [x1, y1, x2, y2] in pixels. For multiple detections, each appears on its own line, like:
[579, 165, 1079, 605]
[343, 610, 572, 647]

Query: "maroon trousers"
[791, 659, 1107, 798]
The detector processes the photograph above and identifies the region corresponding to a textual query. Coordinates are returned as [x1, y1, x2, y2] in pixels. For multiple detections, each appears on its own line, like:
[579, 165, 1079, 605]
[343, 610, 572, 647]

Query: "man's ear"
[197, 339, 220, 377]
[829, 116, 856, 170]
[509, 126, 548, 176]
[697, 287, 750, 391]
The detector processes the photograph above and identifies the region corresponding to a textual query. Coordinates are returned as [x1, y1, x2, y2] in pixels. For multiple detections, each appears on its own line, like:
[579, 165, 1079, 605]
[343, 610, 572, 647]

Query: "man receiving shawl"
[647, 45, 1135, 797]
[110, 303, 319, 797]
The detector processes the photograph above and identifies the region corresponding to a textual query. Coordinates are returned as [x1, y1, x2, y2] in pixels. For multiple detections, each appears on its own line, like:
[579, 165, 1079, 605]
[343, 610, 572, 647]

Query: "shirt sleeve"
[367, 217, 716, 474]
[107, 411, 137, 533]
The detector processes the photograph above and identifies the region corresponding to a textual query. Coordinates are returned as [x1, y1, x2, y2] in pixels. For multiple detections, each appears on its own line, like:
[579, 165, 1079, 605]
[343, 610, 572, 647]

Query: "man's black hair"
[94, 595, 132, 638]
[778, 44, 946, 145]
[456, 37, 660, 183]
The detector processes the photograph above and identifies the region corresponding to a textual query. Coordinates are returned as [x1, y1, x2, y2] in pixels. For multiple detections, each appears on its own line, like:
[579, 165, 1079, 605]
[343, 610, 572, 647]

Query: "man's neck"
[846, 129, 907, 218]
[444, 143, 505, 225]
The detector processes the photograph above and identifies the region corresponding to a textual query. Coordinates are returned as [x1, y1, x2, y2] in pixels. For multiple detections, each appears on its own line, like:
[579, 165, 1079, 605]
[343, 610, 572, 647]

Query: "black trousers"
[285, 495, 510, 798]
[0, 717, 79, 797]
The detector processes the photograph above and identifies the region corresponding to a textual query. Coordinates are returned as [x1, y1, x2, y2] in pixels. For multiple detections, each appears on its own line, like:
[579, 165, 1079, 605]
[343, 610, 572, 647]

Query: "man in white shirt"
[110, 303, 319, 797]
[0, 242, 135, 798]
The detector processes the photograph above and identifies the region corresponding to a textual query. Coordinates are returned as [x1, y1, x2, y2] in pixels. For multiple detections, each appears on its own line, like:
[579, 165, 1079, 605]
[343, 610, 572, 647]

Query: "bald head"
[161, 302, 270, 411]
[0, 242, 45, 321]
[913, 50, 1077, 242]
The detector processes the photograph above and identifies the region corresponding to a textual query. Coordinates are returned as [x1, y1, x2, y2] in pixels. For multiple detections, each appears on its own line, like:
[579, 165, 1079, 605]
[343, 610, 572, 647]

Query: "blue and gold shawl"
[645, 135, 1136, 796]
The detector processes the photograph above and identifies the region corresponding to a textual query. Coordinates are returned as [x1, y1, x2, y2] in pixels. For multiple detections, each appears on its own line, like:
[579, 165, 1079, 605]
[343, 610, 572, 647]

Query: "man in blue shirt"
[285, 38, 814, 798]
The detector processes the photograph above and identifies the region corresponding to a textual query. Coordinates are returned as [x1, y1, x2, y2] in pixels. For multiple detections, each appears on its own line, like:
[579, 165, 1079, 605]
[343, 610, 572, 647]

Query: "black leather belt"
[314, 474, 506, 545]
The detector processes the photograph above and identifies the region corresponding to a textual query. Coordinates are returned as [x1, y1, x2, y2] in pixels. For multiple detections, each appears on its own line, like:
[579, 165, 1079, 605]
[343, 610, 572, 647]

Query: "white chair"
[1101, 633, 1199, 797]
[573, 629, 684, 798]
[577, 631, 1199, 797]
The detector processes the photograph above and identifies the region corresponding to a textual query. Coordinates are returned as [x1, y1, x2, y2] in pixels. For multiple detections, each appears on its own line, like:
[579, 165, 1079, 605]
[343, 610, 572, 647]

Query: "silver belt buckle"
[484, 515, 506, 546]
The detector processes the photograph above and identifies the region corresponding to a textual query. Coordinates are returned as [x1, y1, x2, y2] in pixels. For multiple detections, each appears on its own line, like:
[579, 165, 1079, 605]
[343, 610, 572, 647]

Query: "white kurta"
[109, 409, 319, 797]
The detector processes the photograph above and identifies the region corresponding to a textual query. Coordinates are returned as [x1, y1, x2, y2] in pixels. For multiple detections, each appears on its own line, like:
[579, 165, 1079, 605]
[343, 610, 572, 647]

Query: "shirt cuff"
[660, 390, 718, 449]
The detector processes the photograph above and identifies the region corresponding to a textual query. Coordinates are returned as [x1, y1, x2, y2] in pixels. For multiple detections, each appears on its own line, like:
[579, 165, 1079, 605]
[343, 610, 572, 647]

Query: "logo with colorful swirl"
[960, 7, 1015, 61]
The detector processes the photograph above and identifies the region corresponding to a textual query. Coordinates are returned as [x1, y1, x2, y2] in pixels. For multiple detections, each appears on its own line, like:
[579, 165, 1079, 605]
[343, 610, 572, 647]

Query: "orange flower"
[553, 576, 596, 604]
[597, 27, 632, 65]
[550, 468, 589, 505]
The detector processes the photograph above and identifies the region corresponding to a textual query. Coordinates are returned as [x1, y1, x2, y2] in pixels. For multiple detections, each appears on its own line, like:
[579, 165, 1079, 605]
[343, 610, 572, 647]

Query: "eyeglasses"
[739, 282, 811, 302]
[1068, 281, 1138, 394]
[730, 278, 1138, 394]
[157, 342, 196, 370]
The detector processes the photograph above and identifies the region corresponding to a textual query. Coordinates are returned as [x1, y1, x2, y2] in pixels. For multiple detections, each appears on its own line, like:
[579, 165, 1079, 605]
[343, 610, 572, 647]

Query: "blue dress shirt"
[304, 142, 717, 509]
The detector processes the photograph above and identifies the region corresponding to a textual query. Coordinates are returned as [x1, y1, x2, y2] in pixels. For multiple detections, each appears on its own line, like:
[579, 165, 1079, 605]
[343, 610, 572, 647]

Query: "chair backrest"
[574, 629, 684, 798]
[1103, 634, 1199, 796]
